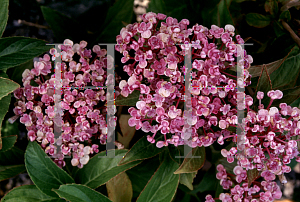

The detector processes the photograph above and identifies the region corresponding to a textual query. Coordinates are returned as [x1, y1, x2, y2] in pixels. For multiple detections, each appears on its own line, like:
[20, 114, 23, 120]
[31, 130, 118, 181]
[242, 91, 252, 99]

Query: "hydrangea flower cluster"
[11, 39, 115, 168]
[204, 91, 300, 202]
[116, 12, 253, 148]
[116, 12, 300, 201]
[205, 164, 282, 202]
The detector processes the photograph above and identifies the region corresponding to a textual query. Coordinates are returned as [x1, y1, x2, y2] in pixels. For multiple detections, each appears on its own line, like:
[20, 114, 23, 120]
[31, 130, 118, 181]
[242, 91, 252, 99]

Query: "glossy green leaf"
[0, 164, 26, 182]
[0, 37, 51, 70]
[215, 183, 224, 199]
[168, 145, 183, 165]
[0, 71, 8, 78]
[106, 172, 133, 202]
[0, 0, 9, 37]
[41, 6, 87, 42]
[0, 146, 24, 166]
[74, 149, 141, 189]
[94, 0, 134, 43]
[247, 168, 260, 186]
[147, 0, 167, 13]
[119, 135, 165, 165]
[179, 172, 197, 190]
[1, 185, 65, 202]
[54, 184, 112, 202]
[273, 20, 286, 37]
[126, 157, 160, 198]
[269, 50, 300, 89]
[137, 151, 180, 202]
[115, 90, 140, 106]
[174, 146, 205, 174]
[192, 166, 217, 193]
[246, 13, 272, 28]
[0, 77, 19, 100]
[0, 95, 11, 150]
[0, 135, 17, 152]
[291, 95, 300, 108]
[202, 0, 234, 28]
[1, 119, 19, 138]
[25, 141, 74, 197]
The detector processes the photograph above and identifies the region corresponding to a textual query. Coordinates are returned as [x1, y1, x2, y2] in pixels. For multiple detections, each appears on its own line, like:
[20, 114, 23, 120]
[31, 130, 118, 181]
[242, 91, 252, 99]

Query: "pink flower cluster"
[116, 12, 300, 201]
[206, 164, 282, 202]
[116, 12, 252, 148]
[205, 90, 300, 201]
[11, 39, 115, 168]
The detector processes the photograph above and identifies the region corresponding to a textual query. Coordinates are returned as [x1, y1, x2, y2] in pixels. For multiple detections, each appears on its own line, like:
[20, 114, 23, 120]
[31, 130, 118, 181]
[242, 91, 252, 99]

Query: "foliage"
[1, 0, 300, 201]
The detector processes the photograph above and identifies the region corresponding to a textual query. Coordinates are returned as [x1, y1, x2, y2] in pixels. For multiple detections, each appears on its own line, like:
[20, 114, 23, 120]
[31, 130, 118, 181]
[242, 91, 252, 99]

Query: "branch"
[281, 20, 300, 48]
[18, 19, 49, 29]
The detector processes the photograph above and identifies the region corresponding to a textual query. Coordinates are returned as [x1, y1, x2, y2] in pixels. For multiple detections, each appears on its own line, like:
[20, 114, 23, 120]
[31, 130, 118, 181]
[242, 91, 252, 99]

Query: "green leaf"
[0, 135, 17, 152]
[215, 183, 224, 199]
[0, 70, 8, 78]
[273, 21, 286, 38]
[168, 145, 183, 165]
[246, 13, 272, 28]
[118, 135, 165, 165]
[1, 119, 19, 138]
[0, 164, 26, 182]
[0, 95, 11, 150]
[279, 10, 291, 21]
[202, 0, 234, 28]
[0, 146, 24, 166]
[291, 94, 300, 107]
[179, 172, 197, 190]
[269, 49, 300, 89]
[217, 0, 235, 28]
[74, 149, 141, 189]
[192, 166, 218, 193]
[0, 37, 51, 70]
[247, 168, 260, 186]
[0, 77, 19, 100]
[25, 141, 75, 197]
[265, 0, 278, 16]
[41, 6, 87, 43]
[1, 185, 65, 202]
[115, 90, 140, 106]
[106, 172, 133, 202]
[147, 0, 189, 22]
[94, 0, 134, 43]
[147, 0, 167, 13]
[54, 184, 112, 202]
[137, 151, 180, 202]
[126, 157, 160, 198]
[0, 0, 9, 37]
[174, 146, 205, 174]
